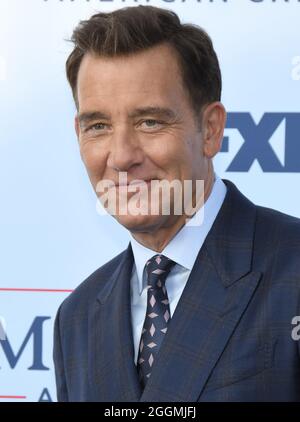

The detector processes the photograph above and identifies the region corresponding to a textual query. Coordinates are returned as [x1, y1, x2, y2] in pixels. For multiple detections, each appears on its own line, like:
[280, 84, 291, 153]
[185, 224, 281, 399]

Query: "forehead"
[76, 43, 187, 111]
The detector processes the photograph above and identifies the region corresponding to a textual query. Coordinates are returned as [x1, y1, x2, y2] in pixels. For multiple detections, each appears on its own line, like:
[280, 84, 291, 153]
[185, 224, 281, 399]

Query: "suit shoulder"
[256, 204, 300, 238]
[58, 248, 127, 320]
[248, 205, 300, 291]
[254, 205, 300, 272]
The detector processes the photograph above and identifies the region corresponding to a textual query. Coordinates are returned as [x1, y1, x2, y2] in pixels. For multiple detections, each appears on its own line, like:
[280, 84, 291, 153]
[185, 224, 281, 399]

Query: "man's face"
[75, 43, 211, 233]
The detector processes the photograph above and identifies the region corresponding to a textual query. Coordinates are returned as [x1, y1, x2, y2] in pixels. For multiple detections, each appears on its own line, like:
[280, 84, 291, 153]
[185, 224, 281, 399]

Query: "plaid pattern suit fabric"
[53, 179, 300, 402]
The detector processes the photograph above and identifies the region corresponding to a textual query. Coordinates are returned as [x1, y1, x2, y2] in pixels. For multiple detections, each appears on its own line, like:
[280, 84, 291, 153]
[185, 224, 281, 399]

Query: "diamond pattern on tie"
[136, 253, 176, 389]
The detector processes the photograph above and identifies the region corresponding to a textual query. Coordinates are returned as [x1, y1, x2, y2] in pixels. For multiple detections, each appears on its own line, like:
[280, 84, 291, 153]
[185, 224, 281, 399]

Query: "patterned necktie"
[137, 254, 176, 388]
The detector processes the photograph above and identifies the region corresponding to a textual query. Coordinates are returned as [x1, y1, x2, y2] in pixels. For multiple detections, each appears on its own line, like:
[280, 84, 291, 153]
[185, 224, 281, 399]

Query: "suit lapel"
[89, 244, 142, 401]
[139, 180, 262, 402]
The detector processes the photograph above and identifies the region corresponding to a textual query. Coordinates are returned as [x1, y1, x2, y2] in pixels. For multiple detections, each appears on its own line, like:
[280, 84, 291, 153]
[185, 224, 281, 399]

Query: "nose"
[107, 126, 144, 172]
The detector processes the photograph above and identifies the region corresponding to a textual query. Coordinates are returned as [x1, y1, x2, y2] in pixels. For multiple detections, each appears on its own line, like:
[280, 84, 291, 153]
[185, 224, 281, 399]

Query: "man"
[53, 5, 300, 402]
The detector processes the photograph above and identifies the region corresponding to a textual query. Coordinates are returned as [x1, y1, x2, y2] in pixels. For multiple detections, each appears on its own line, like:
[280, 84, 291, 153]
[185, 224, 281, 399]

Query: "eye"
[140, 119, 163, 129]
[86, 122, 108, 132]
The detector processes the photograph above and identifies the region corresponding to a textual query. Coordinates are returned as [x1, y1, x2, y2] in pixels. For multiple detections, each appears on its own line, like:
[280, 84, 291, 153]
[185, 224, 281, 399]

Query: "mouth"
[116, 179, 152, 187]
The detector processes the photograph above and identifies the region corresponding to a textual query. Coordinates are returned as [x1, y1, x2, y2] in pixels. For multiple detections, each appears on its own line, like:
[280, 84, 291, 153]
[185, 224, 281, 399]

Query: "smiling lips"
[116, 179, 152, 187]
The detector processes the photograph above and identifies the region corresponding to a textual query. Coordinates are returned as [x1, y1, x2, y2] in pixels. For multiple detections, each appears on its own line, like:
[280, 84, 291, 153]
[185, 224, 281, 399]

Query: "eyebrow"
[78, 106, 177, 126]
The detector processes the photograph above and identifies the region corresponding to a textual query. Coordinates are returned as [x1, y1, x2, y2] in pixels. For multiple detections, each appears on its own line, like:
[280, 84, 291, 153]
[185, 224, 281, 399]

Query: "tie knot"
[145, 254, 176, 289]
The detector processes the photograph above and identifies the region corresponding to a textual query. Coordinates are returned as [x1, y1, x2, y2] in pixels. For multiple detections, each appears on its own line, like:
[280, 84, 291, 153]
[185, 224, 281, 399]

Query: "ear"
[201, 102, 226, 158]
[74, 115, 80, 140]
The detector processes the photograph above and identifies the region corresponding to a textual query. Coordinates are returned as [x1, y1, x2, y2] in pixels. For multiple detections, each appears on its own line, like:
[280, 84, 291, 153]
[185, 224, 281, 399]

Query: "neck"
[130, 166, 215, 253]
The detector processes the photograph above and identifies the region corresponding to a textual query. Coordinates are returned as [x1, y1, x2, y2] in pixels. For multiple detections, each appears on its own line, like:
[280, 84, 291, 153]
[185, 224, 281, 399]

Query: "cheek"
[147, 135, 188, 168]
[183, 135, 203, 169]
[163, 139, 195, 173]
[80, 143, 107, 179]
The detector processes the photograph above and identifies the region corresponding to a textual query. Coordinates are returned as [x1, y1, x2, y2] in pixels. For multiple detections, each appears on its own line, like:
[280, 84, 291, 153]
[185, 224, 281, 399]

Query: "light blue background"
[0, 0, 299, 401]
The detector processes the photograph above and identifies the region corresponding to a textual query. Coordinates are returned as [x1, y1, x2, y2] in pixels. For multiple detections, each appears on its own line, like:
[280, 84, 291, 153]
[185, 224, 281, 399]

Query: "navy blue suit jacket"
[53, 179, 300, 401]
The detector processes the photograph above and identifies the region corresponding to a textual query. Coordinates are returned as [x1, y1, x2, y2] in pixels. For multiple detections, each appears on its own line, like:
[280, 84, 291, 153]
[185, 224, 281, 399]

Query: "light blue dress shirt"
[129, 173, 227, 365]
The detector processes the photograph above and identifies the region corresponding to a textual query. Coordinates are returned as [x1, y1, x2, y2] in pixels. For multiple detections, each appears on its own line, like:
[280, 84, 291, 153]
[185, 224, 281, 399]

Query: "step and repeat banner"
[0, 0, 299, 402]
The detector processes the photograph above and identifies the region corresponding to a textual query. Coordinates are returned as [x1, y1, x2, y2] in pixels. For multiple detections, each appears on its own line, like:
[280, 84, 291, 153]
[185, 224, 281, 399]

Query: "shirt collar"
[129, 173, 227, 294]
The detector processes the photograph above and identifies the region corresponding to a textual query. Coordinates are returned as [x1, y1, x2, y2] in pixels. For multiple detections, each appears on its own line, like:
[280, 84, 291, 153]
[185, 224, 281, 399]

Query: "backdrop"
[0, 0, 299, 402]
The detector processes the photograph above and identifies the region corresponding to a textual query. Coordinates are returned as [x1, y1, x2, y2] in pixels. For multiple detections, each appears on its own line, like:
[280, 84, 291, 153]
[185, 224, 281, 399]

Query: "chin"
[113, 213, 165, 233]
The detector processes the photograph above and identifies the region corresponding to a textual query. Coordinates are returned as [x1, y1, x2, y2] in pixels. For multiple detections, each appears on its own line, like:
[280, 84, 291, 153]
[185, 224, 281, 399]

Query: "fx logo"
[222, 113, 300, 172]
